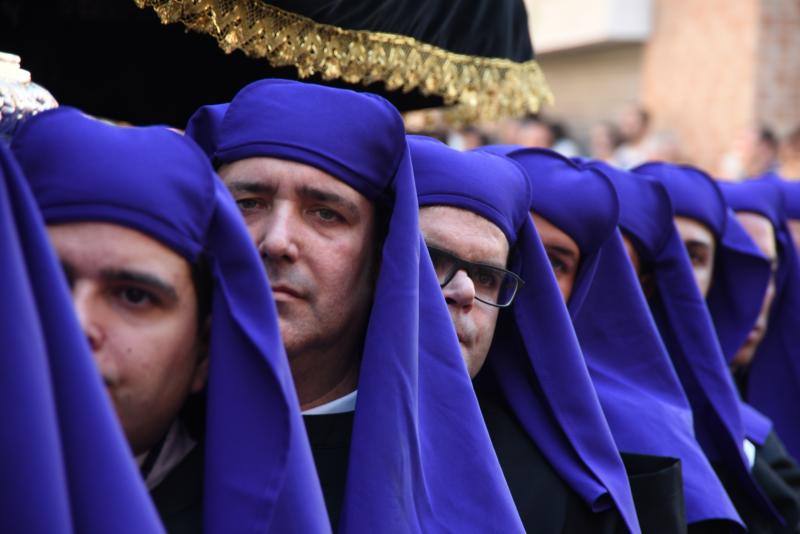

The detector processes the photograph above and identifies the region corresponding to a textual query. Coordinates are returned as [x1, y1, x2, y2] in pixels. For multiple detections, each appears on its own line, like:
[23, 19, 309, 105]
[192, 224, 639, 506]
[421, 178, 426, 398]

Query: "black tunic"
[711, 430, 800, 533]
[478, 391, 630, 533]
[149, 445, 204, 534]
[752, 431, 800, 531]
[620, 452, 687, 534]
[303, 412, 355, 531]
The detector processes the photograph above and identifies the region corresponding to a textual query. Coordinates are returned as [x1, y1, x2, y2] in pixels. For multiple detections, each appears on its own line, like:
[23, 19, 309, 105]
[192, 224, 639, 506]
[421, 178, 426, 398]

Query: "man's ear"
[190, 316, 211, 393]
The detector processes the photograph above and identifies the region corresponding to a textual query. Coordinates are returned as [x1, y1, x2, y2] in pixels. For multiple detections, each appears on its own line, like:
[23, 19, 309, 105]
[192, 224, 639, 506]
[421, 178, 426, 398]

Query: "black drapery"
[0, 0, 550, 127]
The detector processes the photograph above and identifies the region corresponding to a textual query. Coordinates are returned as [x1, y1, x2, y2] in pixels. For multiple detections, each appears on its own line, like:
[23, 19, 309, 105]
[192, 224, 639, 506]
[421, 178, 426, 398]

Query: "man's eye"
[312, 208, 343, 223]
[475, 270, 500, 288]
[688, 248, 708, 267]
[235, 198, 264, 211]
[548, 255, 566, 275]
[117, 287, 156, 307]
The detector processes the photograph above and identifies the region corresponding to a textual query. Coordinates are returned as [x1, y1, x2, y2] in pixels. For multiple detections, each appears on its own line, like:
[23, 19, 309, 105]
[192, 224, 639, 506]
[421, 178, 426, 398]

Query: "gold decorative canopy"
[134, 0, 553, 123]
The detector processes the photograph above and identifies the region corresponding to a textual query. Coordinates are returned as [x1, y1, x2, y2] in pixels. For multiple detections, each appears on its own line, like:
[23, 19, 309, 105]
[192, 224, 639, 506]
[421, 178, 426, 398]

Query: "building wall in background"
[640, 0, 759, 170]
[537, 44, 643, 150]
[757, 0, 800, 138]
[528, 0, 800, 172]
[529, 0, 652, 53]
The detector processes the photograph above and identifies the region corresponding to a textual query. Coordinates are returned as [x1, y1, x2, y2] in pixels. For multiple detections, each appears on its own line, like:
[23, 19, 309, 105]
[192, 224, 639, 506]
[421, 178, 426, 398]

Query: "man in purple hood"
[11, 107, 331, 533]
[186, 79, 522, 533]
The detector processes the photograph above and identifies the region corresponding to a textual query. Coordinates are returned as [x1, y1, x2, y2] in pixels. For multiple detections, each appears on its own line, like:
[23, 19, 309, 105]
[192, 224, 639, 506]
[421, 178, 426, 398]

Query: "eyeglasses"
[426, 246, 524, 308]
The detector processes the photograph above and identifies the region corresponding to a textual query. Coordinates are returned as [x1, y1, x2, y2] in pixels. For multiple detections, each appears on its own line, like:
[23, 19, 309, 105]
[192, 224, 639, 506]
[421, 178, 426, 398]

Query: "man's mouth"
[271, 285, 303, 299]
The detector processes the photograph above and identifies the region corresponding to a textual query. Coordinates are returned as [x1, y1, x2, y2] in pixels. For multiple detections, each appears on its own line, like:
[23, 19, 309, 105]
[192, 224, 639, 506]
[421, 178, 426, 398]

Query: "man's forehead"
[219, 156, 368, 204]
[47, 222, 188, 278]
[736, 211, 777, 258]
[419, 206, 508, 265]
[531, 212, 579, 254]
[674, 216, 715, 245]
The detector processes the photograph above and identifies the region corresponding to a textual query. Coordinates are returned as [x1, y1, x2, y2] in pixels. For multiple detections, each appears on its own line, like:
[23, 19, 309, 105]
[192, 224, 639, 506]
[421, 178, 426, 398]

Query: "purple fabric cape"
[409, 136, 639, 533]
[598, 161, 778, 521]
[781, 179, 800, 220]
[0, 141, 164, 533]
[635, 163, 774, 448]
[719, 176, 800, 463]
[486, 146, 742, 525]
[634, 164, 773, 370]
[10, 107, 330, 534]
[186, 79, 524, 533]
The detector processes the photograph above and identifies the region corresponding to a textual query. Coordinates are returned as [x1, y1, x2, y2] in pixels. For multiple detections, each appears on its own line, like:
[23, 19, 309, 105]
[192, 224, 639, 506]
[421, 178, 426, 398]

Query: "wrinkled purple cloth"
[720, 176, 800, 463]
[410, 136, 640, 533]
[0, 141, 164, 533]
[484, 146, 742, 526]
[602, 161, 777, 521]
[636, 163, 775, 448]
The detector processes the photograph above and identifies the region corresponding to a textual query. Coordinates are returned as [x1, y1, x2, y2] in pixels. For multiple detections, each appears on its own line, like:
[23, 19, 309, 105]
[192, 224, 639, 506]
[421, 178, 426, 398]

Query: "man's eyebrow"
[297, 185, 360, 219]
[99, 268, 178, 302]
[545, 244, 579, 261]
[684, 239, 713, 249]
[425, 240, 507, 270]
[227, 180, 277, 196]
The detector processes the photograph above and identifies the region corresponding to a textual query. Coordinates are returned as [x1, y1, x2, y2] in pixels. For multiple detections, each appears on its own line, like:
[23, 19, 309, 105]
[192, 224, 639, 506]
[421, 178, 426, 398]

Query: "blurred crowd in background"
[406, 105, 800, 182]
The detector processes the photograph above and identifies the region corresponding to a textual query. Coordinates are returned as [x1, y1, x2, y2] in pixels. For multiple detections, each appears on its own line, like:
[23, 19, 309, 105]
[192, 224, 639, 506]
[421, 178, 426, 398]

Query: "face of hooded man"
[788, 219, 800, 253]
[732, 211, 778, 370]
[531, 213, 581, 303]
[219, 156, 379, 408]
[48, 222, 208, 455]
[673, 216, 717, 298]
[419, 206, 509, 378]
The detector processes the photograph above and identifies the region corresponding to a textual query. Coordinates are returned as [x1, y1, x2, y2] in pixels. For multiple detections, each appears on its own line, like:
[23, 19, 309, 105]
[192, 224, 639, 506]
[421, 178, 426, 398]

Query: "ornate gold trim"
[133, 0, 553, 123]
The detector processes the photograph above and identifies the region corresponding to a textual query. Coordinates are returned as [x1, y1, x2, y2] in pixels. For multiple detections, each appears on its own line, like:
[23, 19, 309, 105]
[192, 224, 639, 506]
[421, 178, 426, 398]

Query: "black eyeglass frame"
[426, 245, 525, 308]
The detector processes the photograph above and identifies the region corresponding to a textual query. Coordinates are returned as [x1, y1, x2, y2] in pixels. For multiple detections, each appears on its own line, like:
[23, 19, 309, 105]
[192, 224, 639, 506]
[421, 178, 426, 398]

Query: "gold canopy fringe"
[133, 0, 553, 124]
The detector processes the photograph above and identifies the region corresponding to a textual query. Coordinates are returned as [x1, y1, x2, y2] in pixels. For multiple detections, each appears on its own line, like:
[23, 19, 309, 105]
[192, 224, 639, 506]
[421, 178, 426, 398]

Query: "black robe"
[149, 444, 204, 534]
[304, 412, 355, 531]
[478, 390, 688, 533]
[711, 430, 800, 533]
[728, 373, 800, 531]
[621, 452, 687, 534]
[749, 430, 800, 532]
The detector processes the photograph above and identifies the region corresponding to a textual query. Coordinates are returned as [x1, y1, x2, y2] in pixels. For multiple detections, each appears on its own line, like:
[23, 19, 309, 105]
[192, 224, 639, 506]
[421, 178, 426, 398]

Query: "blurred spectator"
[448, 125, 492, 150]
[590, 122, 623, 163]
[494, 118, 522, 144]
[643, 130, 683, 164]
[613, 104, 652, 168]
[718, 126, 779, 180]
[550, 121, 582, 158]
[779, 126, 800, 180]
[403, 109, 449, 142]
[516, 116, 555, 148]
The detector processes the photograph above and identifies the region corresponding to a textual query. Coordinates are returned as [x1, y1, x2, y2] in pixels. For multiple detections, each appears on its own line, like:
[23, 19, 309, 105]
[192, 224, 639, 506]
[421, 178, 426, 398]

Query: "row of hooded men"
[2, 79, 800, 533]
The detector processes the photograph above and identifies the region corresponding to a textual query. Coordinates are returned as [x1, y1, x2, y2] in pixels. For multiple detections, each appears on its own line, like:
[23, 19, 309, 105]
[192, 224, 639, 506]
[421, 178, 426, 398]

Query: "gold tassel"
[134, 0, 553, 124]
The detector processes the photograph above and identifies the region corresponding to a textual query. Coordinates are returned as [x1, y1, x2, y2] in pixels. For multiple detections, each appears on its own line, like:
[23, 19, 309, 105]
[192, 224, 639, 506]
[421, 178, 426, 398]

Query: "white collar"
[302, 390, 358, 415]
[743, 439, 757, 470]
[135, 419, 197, 490]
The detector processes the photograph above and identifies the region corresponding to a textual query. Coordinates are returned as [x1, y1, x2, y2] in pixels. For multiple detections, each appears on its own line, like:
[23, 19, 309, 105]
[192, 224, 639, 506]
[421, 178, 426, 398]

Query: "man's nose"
[72, 283, 105, 352]
[443, 270, 476, 312]
[258, 204, 299, 263]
